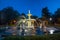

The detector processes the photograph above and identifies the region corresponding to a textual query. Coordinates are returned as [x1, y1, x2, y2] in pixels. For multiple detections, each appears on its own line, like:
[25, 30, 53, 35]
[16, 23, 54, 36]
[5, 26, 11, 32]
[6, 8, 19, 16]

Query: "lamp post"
[50, 18, 52, 21]
[49, 18, 52, 25]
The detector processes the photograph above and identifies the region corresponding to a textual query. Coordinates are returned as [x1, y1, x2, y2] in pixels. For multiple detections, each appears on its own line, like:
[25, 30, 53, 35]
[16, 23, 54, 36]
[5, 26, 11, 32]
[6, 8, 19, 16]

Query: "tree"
[54, 8, 60, 18]
[54, 8, 60, 23]
[20, 13, 26, 19]
[42, 7, 51, 19]
[0, 11, 7, 25]
[21, 13, 26, 17]
[0, 7, 20, 25]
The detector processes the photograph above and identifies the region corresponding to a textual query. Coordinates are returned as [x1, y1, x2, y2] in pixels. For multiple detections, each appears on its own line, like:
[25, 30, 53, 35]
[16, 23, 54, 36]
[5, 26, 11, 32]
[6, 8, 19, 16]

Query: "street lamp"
[49, 18, 52, 25]
[50, 18, 52, 21]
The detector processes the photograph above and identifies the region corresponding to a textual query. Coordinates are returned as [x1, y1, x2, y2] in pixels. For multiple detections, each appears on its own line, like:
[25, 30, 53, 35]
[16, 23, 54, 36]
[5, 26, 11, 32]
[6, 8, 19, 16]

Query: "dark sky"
[0, 0, 60, 17]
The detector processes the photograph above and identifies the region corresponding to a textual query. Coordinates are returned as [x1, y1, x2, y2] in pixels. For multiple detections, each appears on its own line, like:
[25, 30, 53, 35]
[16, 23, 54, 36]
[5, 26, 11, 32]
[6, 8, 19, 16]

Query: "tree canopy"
[54, 8, 60, 18]
[0, 7, 20, 25]
[42, 7, 51, 19]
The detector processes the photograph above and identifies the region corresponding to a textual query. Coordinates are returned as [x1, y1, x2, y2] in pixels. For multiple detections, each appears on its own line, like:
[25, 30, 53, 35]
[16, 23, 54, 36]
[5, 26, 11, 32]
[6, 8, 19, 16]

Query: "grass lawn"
[3, 33, 60, 40]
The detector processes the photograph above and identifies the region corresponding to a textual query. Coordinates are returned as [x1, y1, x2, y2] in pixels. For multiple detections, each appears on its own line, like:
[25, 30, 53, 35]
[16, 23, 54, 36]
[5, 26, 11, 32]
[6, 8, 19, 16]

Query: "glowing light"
[23, 20, 25, 23]
[25, 30, 28, 32]
[50, 18, 52, 21]
[49, 30, 55, 34]
[14, 20, 16, 23]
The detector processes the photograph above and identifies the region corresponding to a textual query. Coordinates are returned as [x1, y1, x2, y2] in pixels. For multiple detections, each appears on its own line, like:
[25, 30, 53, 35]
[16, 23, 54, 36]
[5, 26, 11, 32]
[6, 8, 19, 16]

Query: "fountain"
[16, 10, 46, 36]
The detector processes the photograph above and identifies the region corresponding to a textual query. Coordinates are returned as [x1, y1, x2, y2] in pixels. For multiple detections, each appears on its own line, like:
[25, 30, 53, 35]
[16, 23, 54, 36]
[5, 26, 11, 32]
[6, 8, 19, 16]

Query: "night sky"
[0, 0, 60, 17]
